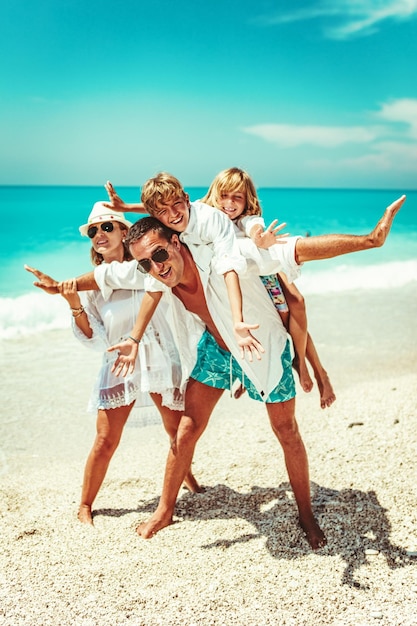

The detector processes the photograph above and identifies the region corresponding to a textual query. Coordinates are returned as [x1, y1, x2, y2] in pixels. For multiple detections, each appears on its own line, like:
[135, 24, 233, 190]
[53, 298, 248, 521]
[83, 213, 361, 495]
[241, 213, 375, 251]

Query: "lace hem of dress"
[92, 382, 184, 412]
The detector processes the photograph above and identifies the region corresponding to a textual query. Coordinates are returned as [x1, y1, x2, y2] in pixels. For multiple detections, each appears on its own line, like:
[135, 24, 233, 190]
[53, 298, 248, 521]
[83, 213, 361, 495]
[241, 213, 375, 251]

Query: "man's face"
[150, 193, 190, 232]
[130, 231, 184, 288]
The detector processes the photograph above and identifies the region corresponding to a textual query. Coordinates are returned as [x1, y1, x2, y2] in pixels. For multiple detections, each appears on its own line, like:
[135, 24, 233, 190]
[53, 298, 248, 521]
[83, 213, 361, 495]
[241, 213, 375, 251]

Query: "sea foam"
[2, 259, 416, 339]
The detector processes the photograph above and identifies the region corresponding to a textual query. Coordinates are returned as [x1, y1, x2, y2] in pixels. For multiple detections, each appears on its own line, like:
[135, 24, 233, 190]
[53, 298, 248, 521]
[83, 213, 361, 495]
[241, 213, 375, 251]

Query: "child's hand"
[103, 181, 146, 214]
[103, 181, 127, 212]
[108, 339, 138, 376]
[253, 220, 289, 249]
[234, 322, 265, 362]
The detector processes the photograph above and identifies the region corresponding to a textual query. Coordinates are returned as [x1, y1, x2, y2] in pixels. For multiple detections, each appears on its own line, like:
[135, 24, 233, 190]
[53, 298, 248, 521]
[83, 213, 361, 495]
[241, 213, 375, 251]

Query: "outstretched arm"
[295, 195, 405, 264]
[108, 291, 164, 376]
[102, 181, 147, 214]
[224, 270, 265, 361]
[25, 265, 98, 292]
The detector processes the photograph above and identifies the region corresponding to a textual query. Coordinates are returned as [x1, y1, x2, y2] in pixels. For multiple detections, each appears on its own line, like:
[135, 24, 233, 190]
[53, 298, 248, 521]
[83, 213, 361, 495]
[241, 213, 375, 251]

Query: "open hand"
[24, 265, 59, 294]
[108, 339, 138, 376]
[253, 220, 289, 249]
[102, 181, 126, 212]
[234, 322, 265, 362]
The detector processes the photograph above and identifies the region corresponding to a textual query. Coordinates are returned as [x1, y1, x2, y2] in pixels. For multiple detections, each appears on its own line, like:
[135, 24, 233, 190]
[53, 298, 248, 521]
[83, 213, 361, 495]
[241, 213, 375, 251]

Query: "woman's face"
[88, 221, 126, 260]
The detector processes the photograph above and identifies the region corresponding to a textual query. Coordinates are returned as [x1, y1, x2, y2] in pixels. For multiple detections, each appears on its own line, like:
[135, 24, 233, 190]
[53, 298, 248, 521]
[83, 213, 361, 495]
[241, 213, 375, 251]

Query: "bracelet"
[70, 305, 84, 313]
[72, 306, 85, 318]
[128, 335, 140, 344]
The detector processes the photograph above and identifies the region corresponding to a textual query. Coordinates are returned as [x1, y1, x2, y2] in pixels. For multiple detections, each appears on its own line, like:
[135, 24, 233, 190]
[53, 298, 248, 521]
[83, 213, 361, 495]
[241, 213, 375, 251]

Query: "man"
[26, 193, 405, 549]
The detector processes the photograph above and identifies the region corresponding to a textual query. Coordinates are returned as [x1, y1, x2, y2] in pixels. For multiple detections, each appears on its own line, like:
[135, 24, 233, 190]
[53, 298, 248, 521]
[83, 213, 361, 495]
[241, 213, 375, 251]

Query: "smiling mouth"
[159, 267, 171, 279]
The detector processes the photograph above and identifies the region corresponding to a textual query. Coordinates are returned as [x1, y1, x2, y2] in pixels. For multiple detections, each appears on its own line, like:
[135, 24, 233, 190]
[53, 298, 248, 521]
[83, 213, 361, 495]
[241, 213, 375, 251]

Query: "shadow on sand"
[96, 481, 412, 588]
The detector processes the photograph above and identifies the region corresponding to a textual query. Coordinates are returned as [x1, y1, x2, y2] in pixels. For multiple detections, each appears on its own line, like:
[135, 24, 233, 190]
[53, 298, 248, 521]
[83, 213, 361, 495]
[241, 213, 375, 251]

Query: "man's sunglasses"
[87, 222, 115, 239]
[137, 246, 170, 273]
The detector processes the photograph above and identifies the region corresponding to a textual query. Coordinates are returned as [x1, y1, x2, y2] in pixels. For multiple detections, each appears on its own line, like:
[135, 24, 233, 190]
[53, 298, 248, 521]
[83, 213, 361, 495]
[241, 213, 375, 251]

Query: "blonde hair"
[90, 223, 132, 266]
[202, 167, 262, 217]
[141, 172, 188, 214]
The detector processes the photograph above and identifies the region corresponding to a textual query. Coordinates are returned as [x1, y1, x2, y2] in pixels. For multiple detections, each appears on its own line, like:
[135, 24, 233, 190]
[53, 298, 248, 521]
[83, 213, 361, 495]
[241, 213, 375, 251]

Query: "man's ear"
[184, 192, 190, 206]
[171, 233, 181, 250]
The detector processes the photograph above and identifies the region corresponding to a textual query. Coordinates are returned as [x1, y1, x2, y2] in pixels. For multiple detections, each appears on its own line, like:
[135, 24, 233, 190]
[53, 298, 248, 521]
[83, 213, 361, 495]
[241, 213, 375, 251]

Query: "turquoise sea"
[1, 185, 416, 339]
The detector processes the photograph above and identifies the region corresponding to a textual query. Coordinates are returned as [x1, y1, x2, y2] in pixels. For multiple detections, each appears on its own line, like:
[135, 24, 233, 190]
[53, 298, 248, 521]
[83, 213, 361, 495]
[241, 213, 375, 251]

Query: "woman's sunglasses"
[137, 246, 170, 273]
[87, 222, 115, 239]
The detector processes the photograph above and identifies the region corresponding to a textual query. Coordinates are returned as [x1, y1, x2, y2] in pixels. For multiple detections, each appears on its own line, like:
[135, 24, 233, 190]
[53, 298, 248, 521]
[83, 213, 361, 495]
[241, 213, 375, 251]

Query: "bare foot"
[316, 371, 336, 409]
[78, 504, 94, 525]
[234, 384, 246, 399]
[368, 195, 405, 248]
[292, 356, 313, 393]
[183, 471, 205, 493]
[299, 515, 327, 550]
[136, 513, 173, 539]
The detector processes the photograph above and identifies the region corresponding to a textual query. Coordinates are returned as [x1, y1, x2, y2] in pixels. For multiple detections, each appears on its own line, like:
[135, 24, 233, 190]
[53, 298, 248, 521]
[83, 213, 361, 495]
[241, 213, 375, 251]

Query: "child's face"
[151, 194, 190, 232]
[218, 190, 246, 221]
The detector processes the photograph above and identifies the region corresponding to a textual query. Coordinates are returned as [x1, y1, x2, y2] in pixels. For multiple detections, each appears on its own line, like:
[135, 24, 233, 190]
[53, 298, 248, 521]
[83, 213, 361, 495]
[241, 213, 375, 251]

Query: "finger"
[272, 224, 287, 234]
[24, 265, 39, 277]
[245, 323, 260, 331]
[245, 346, 253, 363]
[275, 233, 290, 243]
[267, 219, 278, 232]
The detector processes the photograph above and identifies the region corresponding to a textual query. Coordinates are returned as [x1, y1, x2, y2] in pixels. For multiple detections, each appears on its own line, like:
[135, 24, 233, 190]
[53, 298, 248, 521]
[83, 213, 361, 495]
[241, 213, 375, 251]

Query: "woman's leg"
[79, 402, 135, 524]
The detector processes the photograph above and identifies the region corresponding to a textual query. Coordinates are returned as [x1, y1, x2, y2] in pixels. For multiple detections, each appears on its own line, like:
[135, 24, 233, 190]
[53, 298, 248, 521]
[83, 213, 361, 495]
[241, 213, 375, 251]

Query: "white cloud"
[243, 98, 417, 147]
[256, 0, 417, 39]
[242, 123, 379, 147]
[376, 98, 417, 138]
[242, 98, 417, 178]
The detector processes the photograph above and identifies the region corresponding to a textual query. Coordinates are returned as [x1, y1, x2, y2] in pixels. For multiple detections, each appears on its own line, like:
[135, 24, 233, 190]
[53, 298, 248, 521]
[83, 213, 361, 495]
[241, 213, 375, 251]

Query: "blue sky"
[2, 0, 417, 188]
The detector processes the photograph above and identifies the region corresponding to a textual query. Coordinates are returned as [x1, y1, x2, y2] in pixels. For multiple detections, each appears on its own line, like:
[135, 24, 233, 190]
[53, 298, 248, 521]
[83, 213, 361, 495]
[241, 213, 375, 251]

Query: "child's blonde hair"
[202, 167, 262, 217]
[141, 172, 188, 214]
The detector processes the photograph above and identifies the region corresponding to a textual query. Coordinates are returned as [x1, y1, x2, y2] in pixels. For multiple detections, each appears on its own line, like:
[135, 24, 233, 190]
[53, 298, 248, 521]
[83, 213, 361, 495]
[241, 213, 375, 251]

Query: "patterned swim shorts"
[190, 331, 295, 403]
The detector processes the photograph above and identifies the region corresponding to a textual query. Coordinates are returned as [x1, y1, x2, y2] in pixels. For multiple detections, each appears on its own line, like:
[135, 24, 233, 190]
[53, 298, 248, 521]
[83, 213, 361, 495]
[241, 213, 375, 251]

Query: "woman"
[55, 201, 201, 525]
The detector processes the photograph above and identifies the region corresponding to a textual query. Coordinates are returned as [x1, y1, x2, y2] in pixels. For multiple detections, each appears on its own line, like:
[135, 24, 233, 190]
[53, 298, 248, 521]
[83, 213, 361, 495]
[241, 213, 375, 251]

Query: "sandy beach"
[1, 285, 417, 626]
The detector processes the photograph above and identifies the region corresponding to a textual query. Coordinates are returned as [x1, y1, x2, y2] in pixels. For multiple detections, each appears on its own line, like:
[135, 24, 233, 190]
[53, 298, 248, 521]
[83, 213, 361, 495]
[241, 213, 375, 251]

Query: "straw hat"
[79, 202, 133, 236]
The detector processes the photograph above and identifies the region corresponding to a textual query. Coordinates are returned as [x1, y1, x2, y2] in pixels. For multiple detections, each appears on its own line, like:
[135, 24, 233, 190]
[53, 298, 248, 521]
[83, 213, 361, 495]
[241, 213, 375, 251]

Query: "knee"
[271, 418, 301, 446]
[93, 433, 119, 459]
[177, 415, 204, 446]
[290, 292, 305, 310]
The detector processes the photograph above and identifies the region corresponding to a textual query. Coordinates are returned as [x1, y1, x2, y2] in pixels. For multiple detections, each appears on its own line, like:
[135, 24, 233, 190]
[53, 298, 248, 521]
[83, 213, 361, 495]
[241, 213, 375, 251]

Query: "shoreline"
[1, 286, 417, 625]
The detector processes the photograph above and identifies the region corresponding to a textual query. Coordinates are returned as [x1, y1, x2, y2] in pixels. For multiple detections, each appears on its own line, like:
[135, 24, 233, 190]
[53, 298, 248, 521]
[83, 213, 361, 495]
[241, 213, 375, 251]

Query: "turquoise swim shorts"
[190, 331, 295, 403]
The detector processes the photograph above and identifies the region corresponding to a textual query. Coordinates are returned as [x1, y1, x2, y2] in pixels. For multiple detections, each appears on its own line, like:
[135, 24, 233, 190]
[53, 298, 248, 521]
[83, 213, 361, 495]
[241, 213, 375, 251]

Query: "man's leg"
[137, 380, 224, 538]
[295, 195, 405, 264]
[266, 398, 326, 550]
[150, 392, 203, 493]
